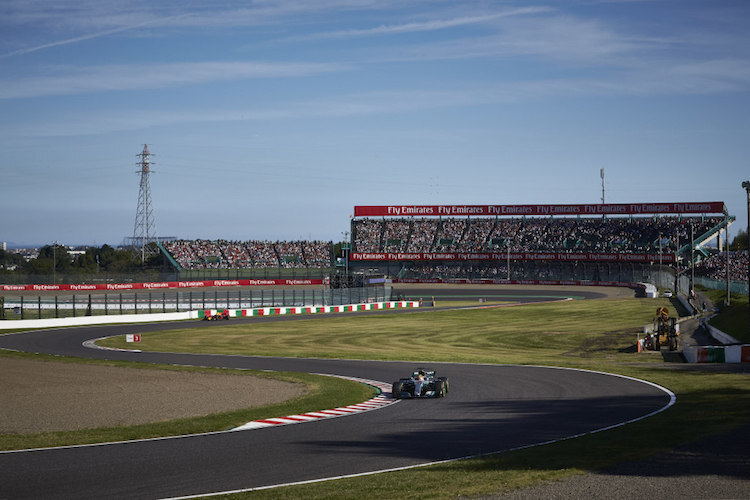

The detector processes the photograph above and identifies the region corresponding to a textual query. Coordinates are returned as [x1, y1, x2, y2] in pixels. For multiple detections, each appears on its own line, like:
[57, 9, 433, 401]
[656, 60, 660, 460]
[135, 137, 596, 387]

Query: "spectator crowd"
[159, 216, 749, 281]
[163, 240, 333, 270]
[695, 250, 749, 282]
[353, 216, 725, 255]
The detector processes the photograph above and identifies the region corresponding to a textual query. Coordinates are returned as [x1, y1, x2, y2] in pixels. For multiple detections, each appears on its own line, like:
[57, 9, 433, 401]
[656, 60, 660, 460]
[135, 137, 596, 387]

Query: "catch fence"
[0, 285, 389, 321]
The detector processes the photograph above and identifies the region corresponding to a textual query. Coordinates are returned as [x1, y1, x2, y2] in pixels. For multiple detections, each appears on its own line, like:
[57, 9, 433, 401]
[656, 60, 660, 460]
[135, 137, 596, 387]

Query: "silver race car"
[391, 368, 449, 399]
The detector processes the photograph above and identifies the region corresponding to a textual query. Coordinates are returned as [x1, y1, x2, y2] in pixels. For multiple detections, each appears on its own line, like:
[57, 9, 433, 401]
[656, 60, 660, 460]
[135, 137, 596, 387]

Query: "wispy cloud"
[278, 7, 551, 42]
[0, 14, 188, 60]
[0, 0, 389, 58]
[0, 61, 349, 99]
[379, 13, 671, 66]
[8, 60, 750, 138]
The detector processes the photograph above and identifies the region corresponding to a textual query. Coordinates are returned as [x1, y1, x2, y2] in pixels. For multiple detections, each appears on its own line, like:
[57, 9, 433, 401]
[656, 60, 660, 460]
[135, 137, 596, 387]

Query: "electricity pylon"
[132, 144, 158, 263]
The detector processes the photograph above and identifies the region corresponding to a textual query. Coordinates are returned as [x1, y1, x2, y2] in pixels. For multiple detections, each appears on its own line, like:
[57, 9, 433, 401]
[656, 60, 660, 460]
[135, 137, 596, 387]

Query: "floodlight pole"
[725, 221, 730, 306]
[658, 232, 663, 279]
[506, 241, 510, 280]
[341, 230, 350, 276]
[690, 223, 695, 298]
[743, 181, 750, 332]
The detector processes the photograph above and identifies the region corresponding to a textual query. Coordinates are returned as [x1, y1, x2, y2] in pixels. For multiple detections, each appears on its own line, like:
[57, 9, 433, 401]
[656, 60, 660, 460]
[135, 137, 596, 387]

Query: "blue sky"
[1, 0, 748, 247]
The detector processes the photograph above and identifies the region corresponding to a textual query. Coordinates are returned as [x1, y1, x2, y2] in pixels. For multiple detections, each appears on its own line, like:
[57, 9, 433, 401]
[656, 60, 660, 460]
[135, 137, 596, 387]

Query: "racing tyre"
[433, 379, 445, 398]
[392, 381, 403, 399]
[438, 376, 449, 394]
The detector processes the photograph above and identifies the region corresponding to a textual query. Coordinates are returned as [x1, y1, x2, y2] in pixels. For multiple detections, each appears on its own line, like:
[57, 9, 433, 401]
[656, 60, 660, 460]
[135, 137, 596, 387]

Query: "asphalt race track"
[0, 288, 673, 500]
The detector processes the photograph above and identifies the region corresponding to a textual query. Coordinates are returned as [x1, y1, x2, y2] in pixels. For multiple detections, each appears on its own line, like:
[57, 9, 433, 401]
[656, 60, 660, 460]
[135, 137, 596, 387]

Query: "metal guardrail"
[0, 286, 389, 321]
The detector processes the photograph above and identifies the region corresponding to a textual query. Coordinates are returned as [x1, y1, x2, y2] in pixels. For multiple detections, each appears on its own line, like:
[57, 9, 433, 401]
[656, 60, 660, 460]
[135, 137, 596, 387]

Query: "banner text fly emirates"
[353, 202, 726, 217]
[1, 279, 326, 292]
[349, 252, 675, 263]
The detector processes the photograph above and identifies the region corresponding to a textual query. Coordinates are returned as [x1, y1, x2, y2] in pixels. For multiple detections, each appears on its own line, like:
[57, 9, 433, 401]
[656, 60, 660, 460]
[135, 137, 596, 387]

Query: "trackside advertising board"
[1, 279, 326, 292]
[353, 202, 726, 217]
[350, 252, 676, 263]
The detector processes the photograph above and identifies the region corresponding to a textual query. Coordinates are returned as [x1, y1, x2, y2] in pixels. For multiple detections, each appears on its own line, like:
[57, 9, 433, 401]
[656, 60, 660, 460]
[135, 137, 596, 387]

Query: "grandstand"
[353, 214, 724, 255]
[153, 201, 745, 293]
[161, 239, 334, 271]
[347, 202, 734, 289]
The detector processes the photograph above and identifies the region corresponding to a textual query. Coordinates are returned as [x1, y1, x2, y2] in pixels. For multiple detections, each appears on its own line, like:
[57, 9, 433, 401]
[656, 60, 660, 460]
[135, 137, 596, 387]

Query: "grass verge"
[6, 293, 749, 498]
[98, 297, 678, 365]
[698, 287, 750, 343]
[96, 295, 750, 498]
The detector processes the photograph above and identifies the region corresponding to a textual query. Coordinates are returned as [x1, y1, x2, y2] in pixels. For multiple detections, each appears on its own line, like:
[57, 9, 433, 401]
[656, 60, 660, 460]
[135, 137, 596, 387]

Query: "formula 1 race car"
[391, 368, 449, 399]
[203, 309, 230, 321]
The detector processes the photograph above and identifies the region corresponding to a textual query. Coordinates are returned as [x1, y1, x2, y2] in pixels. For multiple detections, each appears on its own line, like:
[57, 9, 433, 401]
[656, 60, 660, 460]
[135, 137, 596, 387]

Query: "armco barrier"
[0, 301, 420, 330]
[0, 311, 193, 330]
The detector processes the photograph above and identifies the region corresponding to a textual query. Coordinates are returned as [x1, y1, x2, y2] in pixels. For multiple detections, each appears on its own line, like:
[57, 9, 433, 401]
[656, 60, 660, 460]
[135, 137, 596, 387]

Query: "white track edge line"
[229, 374, 398, 431]
[160, 368, 676, 500]
[0, 373, 397, 454]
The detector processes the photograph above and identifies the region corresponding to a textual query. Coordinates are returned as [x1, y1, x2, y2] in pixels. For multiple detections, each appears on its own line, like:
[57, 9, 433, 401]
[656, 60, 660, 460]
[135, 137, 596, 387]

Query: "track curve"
[0, 288, 673, 499]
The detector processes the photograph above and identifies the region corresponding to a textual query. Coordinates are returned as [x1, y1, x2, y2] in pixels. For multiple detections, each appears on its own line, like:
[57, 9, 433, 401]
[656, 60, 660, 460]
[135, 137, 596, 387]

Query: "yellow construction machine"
[645, 306, 679, 351]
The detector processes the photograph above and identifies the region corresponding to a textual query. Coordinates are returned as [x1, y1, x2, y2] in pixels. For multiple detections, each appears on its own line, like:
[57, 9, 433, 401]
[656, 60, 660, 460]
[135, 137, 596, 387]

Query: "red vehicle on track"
[203, 309, 230, 321]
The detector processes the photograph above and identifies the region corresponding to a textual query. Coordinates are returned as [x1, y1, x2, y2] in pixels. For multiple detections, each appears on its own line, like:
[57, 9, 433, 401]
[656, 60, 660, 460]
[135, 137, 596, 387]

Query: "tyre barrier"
[682, 344, 750, 363]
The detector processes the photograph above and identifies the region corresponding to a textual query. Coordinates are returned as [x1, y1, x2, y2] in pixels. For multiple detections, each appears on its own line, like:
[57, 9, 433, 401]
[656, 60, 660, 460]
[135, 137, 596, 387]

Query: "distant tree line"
[0, 244, 164, 279]
[730, 230, 748, 250]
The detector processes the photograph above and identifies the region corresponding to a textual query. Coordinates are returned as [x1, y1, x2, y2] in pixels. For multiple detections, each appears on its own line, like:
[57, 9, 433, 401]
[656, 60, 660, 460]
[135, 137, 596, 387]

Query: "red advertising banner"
[350, 252, 675, 263]
[1, 279, 326, 292]
[353, 202, 726, 218]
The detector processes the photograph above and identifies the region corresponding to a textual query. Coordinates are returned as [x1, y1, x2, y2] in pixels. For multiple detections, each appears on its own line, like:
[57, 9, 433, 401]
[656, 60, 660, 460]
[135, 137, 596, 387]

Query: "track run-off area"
[0, 286, 675, 499]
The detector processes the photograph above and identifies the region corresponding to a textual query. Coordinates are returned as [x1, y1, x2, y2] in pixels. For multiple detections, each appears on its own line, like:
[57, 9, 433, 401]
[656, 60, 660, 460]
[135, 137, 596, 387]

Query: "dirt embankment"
[0, 358, 305, 434]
